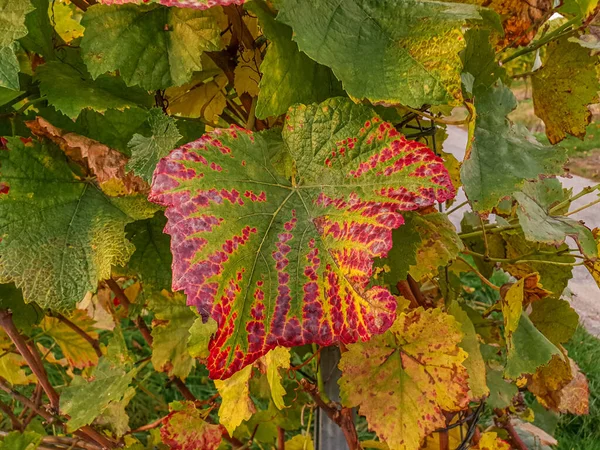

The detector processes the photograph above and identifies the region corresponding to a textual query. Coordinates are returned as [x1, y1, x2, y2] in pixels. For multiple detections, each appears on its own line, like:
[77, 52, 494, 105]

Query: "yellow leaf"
[166, 65, 228, 124]
[234, 48, 262, 97]
[214, 365, 256, 436]
[285, 433, 314, 450]
[0, 353, 35, 385]
[501, 277, 525, 346]
[41, 310, 100, 369]
[264, 347, 290, 410]
[473, 431, 511, 450]
[52, 1, 84, 43]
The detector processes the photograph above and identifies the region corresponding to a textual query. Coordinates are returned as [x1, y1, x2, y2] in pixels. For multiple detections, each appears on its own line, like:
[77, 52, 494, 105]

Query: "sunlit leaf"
[339, 307, 469, 450]
[277, 0, 479, 107]
[149, 97, 456, 379]
[214, 365, 255, 435]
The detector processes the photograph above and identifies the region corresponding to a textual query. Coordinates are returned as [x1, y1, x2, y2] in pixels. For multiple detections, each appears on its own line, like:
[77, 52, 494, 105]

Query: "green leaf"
[74, 108, 151, 156]
[486, 369, 518, 409]
[461, 28, 507, 91]
[149, 291, 196, 379]
[81, 4, 223, 90]
[247, 0, 342, 119]
[530, 298, 579, 346]
[19, 0, 54, 59]
[187, 316, 217, 359]
[127, 109, 182, 183]
[501, 279, 561, 379]
[0, 45, 19, 91]
[0, 0, 33, 47]
[339, 308, 469, 450]
[160, 401, 223, 449]
[61, 358, 140, 432]
[0, 431, 42, 450]
[461, 83, 567, 211]
[122, 211, 172, 293]
[0, 283, 41, 331]
[448, 301, 488, 399]
[532, 37, 599, 144]
[149, 97, 456, 379]
[277, 0, 479, 107]
[0, 137, 156, 311]
[97, 386, 136, 438]
[514, 189, 597, 258]
[505, 314, 561, 379]
[36, 61, 153, 119]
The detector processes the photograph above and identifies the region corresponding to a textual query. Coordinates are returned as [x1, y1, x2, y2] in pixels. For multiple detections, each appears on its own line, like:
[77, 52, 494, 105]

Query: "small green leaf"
[530, 298, 579, 346]
[36, 61, 153, 119]
[187, 316, 217, 359]
[127, 109, 182, 183]
[81, 4, 223, 90]
[0, 283, 41, 331]
[0, 45, 19, 91]
[149, 291, 196, 380]
[0, 431, 42, 450]
[486, 369, 518, 409]
[0, 0, 33, 47]
[61, 358, 139, 432]
[514, 189, 596, 258]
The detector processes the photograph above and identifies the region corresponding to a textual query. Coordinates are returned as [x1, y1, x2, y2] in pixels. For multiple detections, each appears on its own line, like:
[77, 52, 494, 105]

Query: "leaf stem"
[400, 105, 471, 126]
[458, 224, 518, 240]
[463, 249, 584, 266]
[564, 197, 600, 217]
[446, 200, 469, 215]
[0, 310, 60, 411]
[549, 183, 600, 214]
[457, 256, 500, 291]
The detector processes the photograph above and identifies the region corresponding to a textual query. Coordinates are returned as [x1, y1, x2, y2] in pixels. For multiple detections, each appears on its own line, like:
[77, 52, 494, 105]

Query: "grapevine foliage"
[0, 0, 599, 449]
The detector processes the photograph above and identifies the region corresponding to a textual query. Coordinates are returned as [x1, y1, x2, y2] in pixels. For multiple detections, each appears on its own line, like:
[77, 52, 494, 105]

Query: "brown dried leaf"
[25, 117, 148, 196]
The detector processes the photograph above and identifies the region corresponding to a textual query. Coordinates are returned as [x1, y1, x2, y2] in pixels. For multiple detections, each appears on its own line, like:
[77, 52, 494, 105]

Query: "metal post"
[315, 345, 350, 450]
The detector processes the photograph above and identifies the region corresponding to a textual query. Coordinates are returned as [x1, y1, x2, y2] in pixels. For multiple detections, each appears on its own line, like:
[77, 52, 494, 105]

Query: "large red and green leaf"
[149, 97, 456, 379]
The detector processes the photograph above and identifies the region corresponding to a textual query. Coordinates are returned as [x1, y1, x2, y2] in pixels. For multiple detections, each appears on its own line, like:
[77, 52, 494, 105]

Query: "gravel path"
[443, 127, 600, 336]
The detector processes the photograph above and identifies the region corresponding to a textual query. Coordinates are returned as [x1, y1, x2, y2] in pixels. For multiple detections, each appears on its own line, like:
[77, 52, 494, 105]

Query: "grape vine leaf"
[0, 137, 157, 311]
[127, 109, 182, 183]
[52, 1, 84, 43]
[247, 1, 343, 119]
[532, 37, 599, 144]
[530, 298, 579, 346]
[407, 212, 464, 280]
[160, 401, 223, 450]
[26, 116, 148, 196]
[264, 347, 290, 410]
[20, 0, 55, 59]
[149, 291, 197, 379]
[234, 48, 261, 98]
[80, 4, 224, 90]
[285, 434, 314, 450]
[121, 212, 173, 294]
[98, 0, 245, 9]
[0, 45, 19, 91]
[502, 279, 561, 379]
[338, 307, 469, 450]
[97, 386, 136, 437]
[448, 301, 488, 399]
[461, 29, 507, 91]
[0, 0, 33, 47]
[0, 431, 42, 450]
[187, 316, 217, 359]
[461, 83, 567, 211]
[486, 369, 518, 409]
[0, 283, 41, 332]
[0, 332, 35, 385]
[41, 310, 100, 369]
[149, 97, 456, 379]
[473, 432, 511, 450]
[277, 0, 479, 107]
[36, 61, 153, 119]
[514, 189, 597, 258]
[585, 228, 600, 287]
[214, 365, 255, 435]
[527, 354, 589, 415]
[61, 358, 140, 432]
[165, 71, 228, 124]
